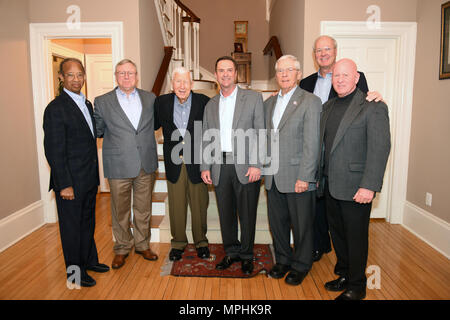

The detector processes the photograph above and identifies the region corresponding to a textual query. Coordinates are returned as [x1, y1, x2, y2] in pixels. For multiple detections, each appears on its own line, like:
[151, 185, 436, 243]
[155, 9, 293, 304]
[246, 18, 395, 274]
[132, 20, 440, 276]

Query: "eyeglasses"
[116, 71, 137, 77]
[276, 67, 298, 74]
[64, 73, 85, 80]
[315, 47, 333, 54]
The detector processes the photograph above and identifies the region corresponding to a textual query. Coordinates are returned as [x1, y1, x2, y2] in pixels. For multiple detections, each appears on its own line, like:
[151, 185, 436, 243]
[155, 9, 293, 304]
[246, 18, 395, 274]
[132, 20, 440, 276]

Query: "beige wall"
[268, 0, 305, 78]
[51, 38, 112, 55]
[183, 0, 270, 80]
[0, 0, 40, 219]
[407, 0, 450, 223]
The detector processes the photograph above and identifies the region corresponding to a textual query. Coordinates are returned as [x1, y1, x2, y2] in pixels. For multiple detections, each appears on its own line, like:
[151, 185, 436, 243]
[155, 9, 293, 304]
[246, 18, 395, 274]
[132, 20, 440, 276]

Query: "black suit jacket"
[154, 91, 210, 184]
[300, 71, 369, 99]
[43, 90, 99, 196]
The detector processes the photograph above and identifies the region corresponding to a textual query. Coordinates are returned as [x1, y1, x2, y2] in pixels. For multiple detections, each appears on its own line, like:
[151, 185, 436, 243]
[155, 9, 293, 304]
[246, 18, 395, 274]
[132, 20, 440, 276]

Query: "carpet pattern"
[168, 244, 274, 278]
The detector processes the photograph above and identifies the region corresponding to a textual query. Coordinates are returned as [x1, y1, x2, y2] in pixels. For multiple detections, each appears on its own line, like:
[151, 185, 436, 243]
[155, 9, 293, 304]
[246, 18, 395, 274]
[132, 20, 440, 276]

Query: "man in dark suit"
[43, 58, 109, 288]
[300, 35, 383, 263]
[319, 59, 391, 300]
[200, 56, 265, 275]
[154, 67, 210, 261]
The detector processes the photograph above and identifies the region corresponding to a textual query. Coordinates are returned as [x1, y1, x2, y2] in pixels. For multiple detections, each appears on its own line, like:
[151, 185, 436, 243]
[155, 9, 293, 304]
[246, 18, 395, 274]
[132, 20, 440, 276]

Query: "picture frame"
[439, 1, 450, 79]
[234, 42, 243, 53]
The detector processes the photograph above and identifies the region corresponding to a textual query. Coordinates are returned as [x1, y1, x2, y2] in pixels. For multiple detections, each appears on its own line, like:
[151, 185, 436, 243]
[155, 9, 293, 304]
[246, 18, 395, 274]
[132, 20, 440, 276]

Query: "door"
[85, 54, 114, 192]
[336, 37, 397, 219]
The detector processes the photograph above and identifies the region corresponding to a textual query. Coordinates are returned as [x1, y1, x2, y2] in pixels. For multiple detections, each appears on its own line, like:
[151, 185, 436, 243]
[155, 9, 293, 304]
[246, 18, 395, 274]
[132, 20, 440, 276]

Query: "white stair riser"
[154, 180, 167, 193]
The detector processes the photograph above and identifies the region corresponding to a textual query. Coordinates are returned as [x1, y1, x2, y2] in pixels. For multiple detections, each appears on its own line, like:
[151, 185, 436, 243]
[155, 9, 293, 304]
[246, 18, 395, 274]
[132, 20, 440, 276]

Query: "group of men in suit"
[43, 35, 390, 300]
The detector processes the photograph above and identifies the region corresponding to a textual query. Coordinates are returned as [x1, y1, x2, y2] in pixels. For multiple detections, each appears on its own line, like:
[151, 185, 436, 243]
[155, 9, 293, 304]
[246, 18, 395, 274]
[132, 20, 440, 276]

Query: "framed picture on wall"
[440, 1, 450, 79]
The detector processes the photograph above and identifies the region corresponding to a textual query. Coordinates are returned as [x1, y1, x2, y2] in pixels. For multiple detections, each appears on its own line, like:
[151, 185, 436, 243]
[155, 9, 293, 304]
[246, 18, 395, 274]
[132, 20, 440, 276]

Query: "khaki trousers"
[109, 169, 156, 255]
[167, 164, 209, 250]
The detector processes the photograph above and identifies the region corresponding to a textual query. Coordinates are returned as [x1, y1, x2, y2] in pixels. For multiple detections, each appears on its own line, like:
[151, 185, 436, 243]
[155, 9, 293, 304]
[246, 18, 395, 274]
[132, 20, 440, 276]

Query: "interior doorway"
[29, 22, 123, 223]
[321, 21, 417, 224]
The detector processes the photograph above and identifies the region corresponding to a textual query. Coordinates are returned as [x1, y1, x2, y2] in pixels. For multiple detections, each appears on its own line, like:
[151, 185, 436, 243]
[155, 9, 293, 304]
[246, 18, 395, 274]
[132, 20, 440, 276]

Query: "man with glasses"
[94, 59, 159, 269]
[43, 58, 109, 287]
[300, 35, 383, 264]
[265, 55, 321, 285]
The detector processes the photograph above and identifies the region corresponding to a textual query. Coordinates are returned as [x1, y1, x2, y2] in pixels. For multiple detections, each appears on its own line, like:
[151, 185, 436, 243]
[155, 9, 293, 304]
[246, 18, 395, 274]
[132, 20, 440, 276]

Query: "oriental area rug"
[161, 244, 274, 278]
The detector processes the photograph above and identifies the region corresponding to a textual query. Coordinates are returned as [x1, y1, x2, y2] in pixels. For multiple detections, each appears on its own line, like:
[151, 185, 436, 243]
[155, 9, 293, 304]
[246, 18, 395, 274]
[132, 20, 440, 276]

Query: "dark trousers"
[325, 182, 371, 290]
[214, 163, 260, 260]
[313, 196, 332, 253]
[55, 186, 99, 277]
[267, 183, 315, 272]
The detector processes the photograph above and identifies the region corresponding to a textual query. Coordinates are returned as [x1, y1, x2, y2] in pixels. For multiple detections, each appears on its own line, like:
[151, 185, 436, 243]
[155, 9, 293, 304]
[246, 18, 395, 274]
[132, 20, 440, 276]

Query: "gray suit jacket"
[200, 86, 265, 186]
[93, 88, 158, 179]
[264, 87, 322, 193]
[319, 88, 391, 201]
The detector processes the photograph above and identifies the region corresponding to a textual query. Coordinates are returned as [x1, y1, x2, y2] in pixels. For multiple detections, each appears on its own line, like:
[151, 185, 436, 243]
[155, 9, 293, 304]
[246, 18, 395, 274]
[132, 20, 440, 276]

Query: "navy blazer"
[43, 90, 99, 195]
[154, 91, 210, 184]
[300, 71, 369, 99]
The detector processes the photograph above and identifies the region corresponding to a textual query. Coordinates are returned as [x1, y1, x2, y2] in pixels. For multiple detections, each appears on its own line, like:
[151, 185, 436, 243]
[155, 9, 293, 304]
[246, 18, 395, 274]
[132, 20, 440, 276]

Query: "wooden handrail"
[263, 36, 283, 60]
[175, 0, 200, 23]
[152, 46, 174, 96]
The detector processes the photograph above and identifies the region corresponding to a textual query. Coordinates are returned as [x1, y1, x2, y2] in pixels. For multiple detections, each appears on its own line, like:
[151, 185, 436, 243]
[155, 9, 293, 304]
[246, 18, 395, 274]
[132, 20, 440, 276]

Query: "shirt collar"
[317, 71, 332, 79]
[174, 92, 192, 106]
[116, 87, 137, 97]
[64, 88, 85, 103]
[278, 86, 297, 99]
[220, 85, 238, 99]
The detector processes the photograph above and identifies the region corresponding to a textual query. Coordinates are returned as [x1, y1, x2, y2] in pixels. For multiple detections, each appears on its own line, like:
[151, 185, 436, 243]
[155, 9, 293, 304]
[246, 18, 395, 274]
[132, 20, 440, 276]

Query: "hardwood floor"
[0, 193, 449, 300]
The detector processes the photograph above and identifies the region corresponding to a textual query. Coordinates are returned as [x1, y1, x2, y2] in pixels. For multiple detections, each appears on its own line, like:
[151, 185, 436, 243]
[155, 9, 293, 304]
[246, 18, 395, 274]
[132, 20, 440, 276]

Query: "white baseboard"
[402, 201, 450, 259]
[0, 201, 45, 253]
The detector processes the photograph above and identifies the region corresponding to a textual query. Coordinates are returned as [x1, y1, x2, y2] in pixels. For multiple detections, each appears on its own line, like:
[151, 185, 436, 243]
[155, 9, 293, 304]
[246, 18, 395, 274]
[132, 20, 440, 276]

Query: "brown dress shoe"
[111, 253, 128, 269]
[135, 249, 158, 261]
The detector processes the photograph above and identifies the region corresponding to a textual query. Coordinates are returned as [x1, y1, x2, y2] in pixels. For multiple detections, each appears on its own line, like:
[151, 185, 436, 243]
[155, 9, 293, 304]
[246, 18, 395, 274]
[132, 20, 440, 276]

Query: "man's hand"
[60, 187, 75, 200]
[295, 180, 309, 193]
[353, 188, 375, 204]
[201, 170, 213, 185]
[366, 91, 384, 102]
[245, 167, 261, 183]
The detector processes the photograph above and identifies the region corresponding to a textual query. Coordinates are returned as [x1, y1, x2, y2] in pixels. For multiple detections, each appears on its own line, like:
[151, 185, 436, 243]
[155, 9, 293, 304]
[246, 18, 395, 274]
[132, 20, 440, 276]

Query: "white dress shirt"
[272, 86, 296, 131]
[313, 71, 332, 104]
[115, 87, 142, 130]
[219, 85, 238, 152]
[64, 88, 94, 137]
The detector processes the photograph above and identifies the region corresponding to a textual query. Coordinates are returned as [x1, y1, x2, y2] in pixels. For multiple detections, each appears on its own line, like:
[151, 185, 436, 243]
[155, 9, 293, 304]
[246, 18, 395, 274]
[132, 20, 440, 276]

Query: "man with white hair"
[154, 67, 210, 261]
[264, 55, 322, 285]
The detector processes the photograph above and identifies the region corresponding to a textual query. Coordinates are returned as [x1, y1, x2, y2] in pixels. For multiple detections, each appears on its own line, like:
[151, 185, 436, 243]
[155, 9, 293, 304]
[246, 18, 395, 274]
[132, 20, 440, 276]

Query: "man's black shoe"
[197, 246, 210, 259]
[268, 263, 291, 279]
[215, 256, 240, 270]
[285, 270, 308, 286]
[335, 288, 366, 300]
[86, 263, 110, 273]
[241, 259, 254, 275]
[169, 248, 184, 261]
[324, 276, 348, 292]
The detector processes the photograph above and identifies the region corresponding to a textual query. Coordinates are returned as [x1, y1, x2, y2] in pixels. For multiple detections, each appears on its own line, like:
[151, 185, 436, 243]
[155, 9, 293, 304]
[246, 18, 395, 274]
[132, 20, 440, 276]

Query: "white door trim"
[321, 21, 417, 224]
[29, 22, 123, 223]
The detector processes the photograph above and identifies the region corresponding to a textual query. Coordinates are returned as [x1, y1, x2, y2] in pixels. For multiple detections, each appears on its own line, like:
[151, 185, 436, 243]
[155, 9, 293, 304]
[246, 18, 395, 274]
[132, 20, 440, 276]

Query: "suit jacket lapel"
[267, 95, 277, 130]
[211, 94, 221, 130]
[232, 86, 244, 129]
[109, 87, 137, 131]
[186, 92, 199, 130]
[277, 87, 303, 131]
[62, 91, 95, 139]
[330, 89, 365, 154]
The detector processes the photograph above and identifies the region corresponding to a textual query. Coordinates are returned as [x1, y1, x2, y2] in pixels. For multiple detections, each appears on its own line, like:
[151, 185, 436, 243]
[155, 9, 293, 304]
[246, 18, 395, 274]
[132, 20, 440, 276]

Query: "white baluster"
[193, 22, 200, 80]
[177, 6, 182, 60]
[183, 20, 191, 72]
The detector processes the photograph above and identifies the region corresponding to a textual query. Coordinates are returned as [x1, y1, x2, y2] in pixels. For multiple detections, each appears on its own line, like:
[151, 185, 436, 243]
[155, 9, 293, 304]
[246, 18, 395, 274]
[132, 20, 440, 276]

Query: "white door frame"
[29, 22, 123, 223]
[321, 21, 417, 224]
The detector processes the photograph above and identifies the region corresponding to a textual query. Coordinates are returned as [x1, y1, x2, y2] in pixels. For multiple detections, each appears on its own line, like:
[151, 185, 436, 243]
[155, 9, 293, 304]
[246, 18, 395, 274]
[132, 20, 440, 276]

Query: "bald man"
[318, 59, 391, 300]
[300, 35, 383, 263]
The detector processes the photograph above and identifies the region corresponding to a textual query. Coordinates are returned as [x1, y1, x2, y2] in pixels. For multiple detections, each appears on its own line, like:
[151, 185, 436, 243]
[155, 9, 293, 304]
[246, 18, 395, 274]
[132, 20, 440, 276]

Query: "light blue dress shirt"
[173, 92, 192, 137]
[219, 85, 238, 152]
[272, 86, 297, 130]
[313, 71, 333, 104]
[115, 88, 142, 130]
[64, 88, 94, 137]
